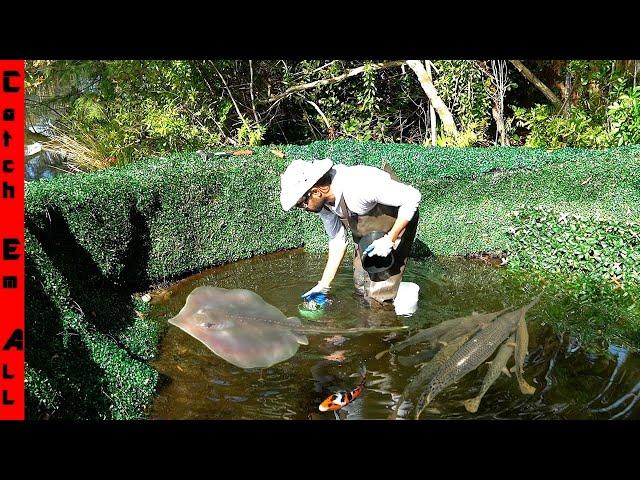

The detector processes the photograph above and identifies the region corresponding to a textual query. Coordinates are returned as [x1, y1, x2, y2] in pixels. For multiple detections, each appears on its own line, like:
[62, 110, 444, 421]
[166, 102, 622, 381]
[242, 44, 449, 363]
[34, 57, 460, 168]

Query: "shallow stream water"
[147, 250, 640, 420]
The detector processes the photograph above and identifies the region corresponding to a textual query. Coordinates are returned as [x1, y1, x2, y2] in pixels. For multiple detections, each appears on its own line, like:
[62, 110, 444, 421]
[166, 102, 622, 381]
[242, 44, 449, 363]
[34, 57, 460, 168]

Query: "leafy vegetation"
[505, 205, 640, 349]
[508, 206, 640, 289]
[511, 61, 640, 148]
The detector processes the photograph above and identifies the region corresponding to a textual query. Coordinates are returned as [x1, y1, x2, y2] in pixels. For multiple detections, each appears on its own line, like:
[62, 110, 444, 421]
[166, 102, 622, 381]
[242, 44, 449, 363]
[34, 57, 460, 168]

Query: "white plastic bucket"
[394, 282, 420, 316]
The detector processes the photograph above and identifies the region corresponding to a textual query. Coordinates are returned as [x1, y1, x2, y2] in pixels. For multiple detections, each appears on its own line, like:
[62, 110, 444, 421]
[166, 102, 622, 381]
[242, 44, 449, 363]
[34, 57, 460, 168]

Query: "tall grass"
[40, 124, 119, 172]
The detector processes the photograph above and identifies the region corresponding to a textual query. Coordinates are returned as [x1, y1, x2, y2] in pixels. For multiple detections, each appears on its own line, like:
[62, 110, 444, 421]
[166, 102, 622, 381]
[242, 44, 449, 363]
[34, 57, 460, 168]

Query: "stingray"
[168, 286, 407, 369]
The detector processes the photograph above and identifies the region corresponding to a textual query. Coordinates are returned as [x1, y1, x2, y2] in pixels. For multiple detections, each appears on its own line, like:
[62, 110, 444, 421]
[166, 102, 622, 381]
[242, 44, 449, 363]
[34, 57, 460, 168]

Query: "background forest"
[25, 60, 640, 171]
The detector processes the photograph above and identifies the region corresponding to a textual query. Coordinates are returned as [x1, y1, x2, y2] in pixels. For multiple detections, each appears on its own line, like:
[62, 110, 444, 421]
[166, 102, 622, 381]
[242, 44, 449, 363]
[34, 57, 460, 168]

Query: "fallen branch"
[298, 94, 332, 132]
[509, 60, 562, 109]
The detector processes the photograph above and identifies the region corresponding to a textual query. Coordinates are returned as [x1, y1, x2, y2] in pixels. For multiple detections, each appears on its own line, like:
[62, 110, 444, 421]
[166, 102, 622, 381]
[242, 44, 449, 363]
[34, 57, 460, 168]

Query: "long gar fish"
[390, 307, 511, 354]
[397, 346, 439, 367]
[513, 315, 536, 395]
[390, 331, 476, 419]
[463, 334, 515, 413]
[415, 295, 541, 418]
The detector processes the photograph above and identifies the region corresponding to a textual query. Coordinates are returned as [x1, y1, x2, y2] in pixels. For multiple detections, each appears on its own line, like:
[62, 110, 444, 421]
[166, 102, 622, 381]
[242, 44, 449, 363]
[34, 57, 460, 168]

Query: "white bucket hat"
[280, 158, 333, 211]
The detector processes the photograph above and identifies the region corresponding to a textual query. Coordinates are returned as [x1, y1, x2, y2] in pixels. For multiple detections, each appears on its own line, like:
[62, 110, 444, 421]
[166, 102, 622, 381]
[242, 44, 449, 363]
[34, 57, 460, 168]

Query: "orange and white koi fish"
[318, 366, 366, 412]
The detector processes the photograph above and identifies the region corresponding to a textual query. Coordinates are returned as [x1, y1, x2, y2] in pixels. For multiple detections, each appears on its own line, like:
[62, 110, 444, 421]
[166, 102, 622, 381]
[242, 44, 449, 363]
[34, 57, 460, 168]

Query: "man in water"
[280, 158, 421, 309]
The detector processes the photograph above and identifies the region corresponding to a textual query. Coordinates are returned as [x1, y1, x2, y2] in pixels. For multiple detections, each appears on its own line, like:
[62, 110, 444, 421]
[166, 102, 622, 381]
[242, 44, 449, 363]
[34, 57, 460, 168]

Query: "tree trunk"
[425, 60, 437, 146]
[492, 60, 509, 146]
[406, 60, 458, 137]
[562, 67, 573, 115]
[492, 105, 508, 146]
[509, 60, 562, 109]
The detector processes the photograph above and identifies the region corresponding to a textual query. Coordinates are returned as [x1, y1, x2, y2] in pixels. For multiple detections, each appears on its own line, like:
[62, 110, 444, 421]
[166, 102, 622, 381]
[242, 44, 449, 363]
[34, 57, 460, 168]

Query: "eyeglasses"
[296, 190, 312, 209]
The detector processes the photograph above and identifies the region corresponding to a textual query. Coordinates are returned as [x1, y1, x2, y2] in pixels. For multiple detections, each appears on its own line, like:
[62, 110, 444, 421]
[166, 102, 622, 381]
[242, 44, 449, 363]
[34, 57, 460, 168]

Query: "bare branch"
[249, 60, 259, 123]
[292, 60, 338, 79]
[302, 109, 319, 139]
[211, 61, 248, 125]
[191, 62, 238, 146]
[268, 60, 406, 103]
[491, 60, 509, 146]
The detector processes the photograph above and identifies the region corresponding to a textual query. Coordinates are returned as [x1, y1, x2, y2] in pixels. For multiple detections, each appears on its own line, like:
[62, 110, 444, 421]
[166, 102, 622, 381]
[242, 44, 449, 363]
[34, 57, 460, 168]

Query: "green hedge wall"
[25, 139, 640, 419]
